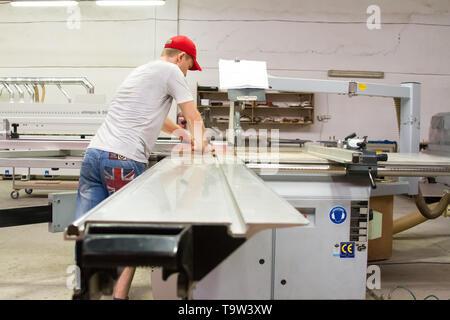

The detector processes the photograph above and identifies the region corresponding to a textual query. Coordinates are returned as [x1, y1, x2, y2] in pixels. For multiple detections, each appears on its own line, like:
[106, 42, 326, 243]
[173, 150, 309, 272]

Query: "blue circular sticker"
[329, 206, 347, 224]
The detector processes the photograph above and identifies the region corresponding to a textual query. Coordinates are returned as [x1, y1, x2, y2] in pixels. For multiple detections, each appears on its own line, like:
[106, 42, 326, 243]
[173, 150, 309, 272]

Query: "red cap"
[164, 35, 202, 71]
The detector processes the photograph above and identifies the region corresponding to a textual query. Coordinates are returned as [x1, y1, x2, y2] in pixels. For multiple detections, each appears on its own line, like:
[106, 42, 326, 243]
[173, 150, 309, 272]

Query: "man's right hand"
[203, 141, 215, 155]
[178, 100, 214, 154]
[192, 140, 215, 155]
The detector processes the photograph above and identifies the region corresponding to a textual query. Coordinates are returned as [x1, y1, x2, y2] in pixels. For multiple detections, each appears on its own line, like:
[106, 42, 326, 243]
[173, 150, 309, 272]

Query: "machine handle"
[345, 133, 357, 141]
[10, 123, 20, 139]
[377, 153, 388, 162]
[368, 169, 377, 189]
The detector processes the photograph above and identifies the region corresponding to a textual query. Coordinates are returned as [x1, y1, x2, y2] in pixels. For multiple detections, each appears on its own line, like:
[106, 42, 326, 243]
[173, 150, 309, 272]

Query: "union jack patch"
[104, 166, 135, 195]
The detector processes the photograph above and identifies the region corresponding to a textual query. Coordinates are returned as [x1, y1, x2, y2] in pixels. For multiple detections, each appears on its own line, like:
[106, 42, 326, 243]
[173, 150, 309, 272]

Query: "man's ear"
[177, 52, 186, 63]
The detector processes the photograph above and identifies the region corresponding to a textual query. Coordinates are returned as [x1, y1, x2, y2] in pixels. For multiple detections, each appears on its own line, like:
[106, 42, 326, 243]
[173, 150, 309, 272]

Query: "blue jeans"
[75, 148, 148, 220]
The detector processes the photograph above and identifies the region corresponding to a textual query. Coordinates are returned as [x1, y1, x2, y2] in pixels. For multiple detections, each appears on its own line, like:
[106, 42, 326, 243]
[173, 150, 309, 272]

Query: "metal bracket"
[0, 119, 10, 139]
[73, 223, 245, 300]
[348, 81, 358, 97]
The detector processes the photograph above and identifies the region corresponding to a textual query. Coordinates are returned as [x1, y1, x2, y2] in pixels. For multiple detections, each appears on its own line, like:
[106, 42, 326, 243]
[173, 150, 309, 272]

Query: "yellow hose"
[33, 85, 39, 102]
[40, 85, 46, 103]
[393, 202, 440, 235]
[415, 190, 449, 219]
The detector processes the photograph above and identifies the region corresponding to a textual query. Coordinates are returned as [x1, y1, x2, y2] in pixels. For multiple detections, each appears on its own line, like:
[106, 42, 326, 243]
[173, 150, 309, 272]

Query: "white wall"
[1, 0, 449, 142]
[181, 0, 450, 142]
[0, 1, 179, 124]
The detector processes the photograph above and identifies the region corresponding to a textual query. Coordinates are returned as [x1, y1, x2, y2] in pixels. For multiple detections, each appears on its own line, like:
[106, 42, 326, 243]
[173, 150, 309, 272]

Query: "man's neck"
[160, 56, 176, 64]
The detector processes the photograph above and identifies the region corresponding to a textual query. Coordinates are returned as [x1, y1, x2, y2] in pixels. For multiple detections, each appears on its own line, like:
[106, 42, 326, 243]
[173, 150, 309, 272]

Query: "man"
[75, 35, 212, 300]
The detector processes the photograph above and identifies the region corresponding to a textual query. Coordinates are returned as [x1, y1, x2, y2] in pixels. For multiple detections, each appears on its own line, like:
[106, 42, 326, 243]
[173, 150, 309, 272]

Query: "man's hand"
[177, 101, 215, 155]
[162, 117, 194, 149]
[178, 129, 192, 145]
[192, 139, 214, 154]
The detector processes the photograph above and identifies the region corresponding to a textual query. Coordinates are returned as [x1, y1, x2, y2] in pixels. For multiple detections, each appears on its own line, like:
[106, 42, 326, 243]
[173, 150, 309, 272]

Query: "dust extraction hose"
[415, 189, 449, 220]
[393, 203, 436, 234]
[393, 190, 449, 234]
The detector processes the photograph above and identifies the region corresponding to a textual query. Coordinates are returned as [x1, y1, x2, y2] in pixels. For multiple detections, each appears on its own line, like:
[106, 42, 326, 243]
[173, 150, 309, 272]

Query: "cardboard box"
[368, 195, 394, 261]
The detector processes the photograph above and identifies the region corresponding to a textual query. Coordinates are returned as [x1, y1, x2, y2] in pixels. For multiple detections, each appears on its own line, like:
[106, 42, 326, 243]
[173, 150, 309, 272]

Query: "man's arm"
[161, 117, 192, 144]
[161, 117, 182, 135]
[178, 100, 213, 153]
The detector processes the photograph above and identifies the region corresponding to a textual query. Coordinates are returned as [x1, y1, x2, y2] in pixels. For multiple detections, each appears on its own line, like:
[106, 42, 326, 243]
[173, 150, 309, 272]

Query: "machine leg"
[400, 82, 421, 195]
[73, 241, 119, 300]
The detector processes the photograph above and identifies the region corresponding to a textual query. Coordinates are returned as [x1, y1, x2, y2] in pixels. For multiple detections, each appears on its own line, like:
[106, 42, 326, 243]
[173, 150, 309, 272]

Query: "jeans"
[75, 148, 148, 220]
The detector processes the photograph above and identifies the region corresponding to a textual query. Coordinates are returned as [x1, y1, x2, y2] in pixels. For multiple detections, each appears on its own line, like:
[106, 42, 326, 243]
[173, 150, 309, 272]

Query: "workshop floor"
[0, 180, 448, 300]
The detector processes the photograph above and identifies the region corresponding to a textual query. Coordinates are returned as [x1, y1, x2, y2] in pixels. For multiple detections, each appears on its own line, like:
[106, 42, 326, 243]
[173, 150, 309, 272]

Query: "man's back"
[89, 60, 193, 163]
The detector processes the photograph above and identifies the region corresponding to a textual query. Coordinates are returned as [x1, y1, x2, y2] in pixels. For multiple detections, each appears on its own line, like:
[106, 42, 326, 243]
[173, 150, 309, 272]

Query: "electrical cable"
[367, 264, 449, 300]
[388, 285, 417, 300]
[424, 294, 439, 300]
[370, 285, 447, 300]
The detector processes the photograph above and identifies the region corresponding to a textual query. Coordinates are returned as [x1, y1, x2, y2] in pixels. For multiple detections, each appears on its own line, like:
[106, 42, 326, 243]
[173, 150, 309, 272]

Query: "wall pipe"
[0, 77, 95, 94]
[23, 84, 35, 102]
[13, 84, 25, 103]
[2, 83, 14, 103]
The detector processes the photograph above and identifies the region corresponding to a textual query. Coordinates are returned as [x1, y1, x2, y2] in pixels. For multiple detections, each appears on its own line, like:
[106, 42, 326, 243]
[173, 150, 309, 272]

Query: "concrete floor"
[0, 180, 449, 300]
[368, 195, 450, 300]
[0, 180, 152, 300]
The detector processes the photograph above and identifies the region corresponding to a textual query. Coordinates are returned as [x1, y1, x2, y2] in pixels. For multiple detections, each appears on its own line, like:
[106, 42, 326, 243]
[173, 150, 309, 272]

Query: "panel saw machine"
[0, 72, 449, 300]
[60, 70, 450, 300]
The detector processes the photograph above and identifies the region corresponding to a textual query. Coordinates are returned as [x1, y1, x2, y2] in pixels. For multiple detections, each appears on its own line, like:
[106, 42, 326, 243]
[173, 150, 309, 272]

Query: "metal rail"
[378, 166, 450, 177]
[246, 163, 347, 176]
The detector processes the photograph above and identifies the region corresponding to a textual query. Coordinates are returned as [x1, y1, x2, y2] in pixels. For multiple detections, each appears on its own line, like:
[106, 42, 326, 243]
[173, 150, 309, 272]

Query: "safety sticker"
[329, 206, 347, 224]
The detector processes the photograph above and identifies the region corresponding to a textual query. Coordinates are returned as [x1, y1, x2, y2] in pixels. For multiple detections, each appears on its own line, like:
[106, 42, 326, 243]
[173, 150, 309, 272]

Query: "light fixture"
[95, 0, 165, 6]
[10, 1, 79, 7]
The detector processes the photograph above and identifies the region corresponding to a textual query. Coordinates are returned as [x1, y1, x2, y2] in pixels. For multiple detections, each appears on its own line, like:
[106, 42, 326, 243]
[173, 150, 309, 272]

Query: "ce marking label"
[340, 242, 355, 258]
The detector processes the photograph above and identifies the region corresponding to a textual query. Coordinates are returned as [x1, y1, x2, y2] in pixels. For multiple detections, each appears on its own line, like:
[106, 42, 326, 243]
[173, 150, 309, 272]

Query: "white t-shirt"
[89, 60, 194, 163]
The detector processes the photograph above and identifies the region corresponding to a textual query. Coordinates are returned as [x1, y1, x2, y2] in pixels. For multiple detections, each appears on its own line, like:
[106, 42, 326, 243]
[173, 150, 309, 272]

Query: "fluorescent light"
[11, 1, 79, 7]
[96, 0, 165, 6]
